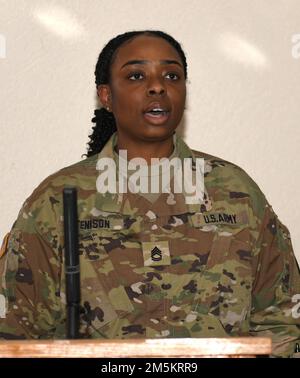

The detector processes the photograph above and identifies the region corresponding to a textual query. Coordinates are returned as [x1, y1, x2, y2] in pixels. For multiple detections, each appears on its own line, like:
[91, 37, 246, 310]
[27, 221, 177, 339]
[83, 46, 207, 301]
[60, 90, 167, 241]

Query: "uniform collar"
[95, 132, 211, 216]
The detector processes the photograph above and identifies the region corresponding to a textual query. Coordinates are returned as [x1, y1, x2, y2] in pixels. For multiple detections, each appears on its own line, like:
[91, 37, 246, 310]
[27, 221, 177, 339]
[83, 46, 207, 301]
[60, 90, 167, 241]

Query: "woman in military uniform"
[0, 30, 299, 357]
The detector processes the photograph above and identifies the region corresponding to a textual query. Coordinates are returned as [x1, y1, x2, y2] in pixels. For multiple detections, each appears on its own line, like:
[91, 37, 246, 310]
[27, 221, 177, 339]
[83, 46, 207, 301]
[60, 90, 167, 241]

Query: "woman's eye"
[165, 72, 180, 80]
[128, 72, 144, 80]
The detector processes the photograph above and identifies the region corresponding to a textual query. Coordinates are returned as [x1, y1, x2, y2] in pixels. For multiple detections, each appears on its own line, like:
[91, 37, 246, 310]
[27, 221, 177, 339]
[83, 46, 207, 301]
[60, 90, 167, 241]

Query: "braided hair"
[85, 30, 188, 157]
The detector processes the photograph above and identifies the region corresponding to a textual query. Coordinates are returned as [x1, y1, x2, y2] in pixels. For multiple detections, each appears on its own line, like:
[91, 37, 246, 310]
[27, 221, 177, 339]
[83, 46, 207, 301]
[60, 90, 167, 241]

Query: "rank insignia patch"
[142, 241, 170, 266]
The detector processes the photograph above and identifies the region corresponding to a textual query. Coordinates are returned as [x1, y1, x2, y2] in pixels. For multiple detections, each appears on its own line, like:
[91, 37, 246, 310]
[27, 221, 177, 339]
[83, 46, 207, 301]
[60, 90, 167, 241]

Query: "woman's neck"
[115, 133, 175, 164]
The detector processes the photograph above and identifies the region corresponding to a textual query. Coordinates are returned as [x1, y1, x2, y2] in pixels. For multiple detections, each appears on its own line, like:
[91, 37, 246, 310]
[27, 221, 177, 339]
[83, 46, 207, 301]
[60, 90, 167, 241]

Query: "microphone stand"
[63, 187, 80, 339]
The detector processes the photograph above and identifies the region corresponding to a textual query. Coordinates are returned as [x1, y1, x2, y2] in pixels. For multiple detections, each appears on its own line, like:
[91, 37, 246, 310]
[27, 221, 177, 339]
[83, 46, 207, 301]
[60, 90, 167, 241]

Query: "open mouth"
[145, 108, 169, 117]
[143, 107, 170, 124]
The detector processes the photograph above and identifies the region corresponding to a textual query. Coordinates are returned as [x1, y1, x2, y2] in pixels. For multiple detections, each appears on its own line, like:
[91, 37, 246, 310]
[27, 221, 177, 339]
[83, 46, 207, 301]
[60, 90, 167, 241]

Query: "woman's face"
[98, 35, 186, 144]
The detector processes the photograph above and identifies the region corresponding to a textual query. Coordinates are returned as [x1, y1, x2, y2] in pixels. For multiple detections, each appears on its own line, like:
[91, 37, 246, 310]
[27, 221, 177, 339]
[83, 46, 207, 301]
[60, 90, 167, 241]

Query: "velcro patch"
[142, 241, 171, 266]
[190, 211, 248, 227]
[78, 217, 124, 230]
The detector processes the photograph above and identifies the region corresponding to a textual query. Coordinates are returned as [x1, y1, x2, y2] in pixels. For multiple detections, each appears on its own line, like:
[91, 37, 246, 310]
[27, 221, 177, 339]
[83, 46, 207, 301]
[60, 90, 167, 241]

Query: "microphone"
[63, 187, 80, 339]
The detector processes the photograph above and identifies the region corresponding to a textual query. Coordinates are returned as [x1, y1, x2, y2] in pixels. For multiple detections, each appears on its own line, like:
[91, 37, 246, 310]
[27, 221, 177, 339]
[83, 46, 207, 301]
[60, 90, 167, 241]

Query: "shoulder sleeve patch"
[0, 233, 10, 259]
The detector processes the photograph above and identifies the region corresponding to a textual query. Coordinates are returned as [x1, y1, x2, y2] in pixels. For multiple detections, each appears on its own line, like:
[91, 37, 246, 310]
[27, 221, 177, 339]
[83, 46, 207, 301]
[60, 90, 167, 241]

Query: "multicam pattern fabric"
[0, 132, 299, 357]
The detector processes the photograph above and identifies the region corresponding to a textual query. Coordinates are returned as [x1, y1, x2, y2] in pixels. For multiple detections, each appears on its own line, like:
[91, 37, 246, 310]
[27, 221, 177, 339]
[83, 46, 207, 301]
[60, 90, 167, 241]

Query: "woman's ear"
[97, 85, 112, 111]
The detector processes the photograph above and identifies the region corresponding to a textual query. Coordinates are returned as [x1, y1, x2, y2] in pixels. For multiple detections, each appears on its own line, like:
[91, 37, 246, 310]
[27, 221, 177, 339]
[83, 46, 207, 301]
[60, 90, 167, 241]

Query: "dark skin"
[97, 35, 186, 164]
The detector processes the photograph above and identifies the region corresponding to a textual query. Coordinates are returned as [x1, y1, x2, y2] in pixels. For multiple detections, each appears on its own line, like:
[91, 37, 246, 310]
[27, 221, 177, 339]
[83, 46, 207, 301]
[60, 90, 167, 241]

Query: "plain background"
[0, 0, 299, 262]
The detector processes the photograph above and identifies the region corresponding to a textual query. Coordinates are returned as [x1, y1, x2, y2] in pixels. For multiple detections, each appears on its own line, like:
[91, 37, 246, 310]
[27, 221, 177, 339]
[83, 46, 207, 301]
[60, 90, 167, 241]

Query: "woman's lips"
[143, 111, 170, 125]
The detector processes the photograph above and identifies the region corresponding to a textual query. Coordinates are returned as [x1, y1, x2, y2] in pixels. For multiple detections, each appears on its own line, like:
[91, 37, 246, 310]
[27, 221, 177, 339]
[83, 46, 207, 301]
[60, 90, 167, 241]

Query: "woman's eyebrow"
[121, 59, 183, 69]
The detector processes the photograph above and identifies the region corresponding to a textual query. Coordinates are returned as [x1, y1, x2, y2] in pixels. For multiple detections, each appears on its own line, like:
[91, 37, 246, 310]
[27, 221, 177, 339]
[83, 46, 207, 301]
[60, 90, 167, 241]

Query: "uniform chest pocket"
[161, 213, 218, 276]
[187, 210, 251, 273]
[167, 212, 252, 299]
[78, 216, 135, 336]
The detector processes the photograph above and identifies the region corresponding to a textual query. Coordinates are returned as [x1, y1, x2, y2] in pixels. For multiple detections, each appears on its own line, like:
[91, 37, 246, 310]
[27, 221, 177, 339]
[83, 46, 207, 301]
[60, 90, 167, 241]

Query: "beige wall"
[0, 0, 299, 262]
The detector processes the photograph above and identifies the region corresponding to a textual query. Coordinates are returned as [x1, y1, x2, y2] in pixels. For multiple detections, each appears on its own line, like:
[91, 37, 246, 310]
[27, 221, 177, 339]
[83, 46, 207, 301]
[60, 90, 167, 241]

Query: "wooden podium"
[0, 337, 271, 358]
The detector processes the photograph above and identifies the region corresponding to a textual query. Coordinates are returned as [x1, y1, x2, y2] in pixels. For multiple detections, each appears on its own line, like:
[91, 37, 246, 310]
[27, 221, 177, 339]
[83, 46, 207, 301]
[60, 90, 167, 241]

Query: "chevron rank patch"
[142, 241, 171, 266]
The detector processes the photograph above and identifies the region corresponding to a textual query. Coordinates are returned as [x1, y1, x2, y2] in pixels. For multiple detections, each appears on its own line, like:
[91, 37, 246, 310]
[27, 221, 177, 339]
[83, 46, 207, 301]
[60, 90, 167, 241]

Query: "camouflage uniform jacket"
[0, 132, 299, 357]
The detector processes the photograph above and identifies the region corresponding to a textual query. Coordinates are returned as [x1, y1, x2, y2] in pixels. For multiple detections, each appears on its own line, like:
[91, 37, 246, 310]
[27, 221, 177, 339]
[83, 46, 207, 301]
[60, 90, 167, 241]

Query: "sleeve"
[250, 202, 300, 357]
[0, 204, 64, 339]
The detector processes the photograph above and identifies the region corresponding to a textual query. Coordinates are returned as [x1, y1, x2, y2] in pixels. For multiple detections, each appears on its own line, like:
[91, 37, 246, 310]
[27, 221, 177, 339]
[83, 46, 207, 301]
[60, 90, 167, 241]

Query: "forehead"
[111, 35, 182, 68]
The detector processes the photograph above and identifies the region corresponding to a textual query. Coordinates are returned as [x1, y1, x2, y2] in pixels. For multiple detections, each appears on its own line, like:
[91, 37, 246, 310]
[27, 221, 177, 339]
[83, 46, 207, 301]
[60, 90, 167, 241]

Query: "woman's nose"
[147, 78, 165, 96]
